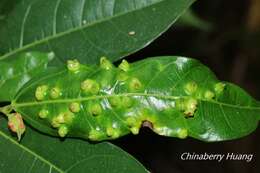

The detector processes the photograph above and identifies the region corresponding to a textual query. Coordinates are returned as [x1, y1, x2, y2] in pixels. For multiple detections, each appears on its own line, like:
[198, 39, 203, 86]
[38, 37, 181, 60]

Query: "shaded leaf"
[0, 0, 195, 65]
[0, 116, 148, 173]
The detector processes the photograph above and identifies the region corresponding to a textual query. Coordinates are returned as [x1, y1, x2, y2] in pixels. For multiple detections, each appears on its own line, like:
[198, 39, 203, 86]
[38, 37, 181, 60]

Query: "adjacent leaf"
[9, 56, 260, 142]
[0, 116, 148, 173]
[0, 0, 17, 30]
[0, 0, 195, 65]
[0, 52, 54, 102]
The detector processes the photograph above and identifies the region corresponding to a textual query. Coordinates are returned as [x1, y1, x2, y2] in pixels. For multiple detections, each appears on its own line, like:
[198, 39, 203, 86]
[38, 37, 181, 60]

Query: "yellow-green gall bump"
[177, 128, 188, 139]
[117, 72, 129, 81]
[35, 85, 48, 101]
[38, 109, 49, 119]
[109, 97, 121, 107]
[214, 82, 226, 94]
[184, 82, 198, 95]
[67, 59, 80, 72]
[130, 127, 140, 135]
[88, 129, 102, 141]
[129, 78, 142, 91]
[51, 112, 74, 128]
[126, 117, 140, 135]
[204, 90, 215, 100]
[69, 102, 81, 113]
[50, 87, 61, 99]
[55, 113, 66, 124]
[81, 79, 100, 94]
[63, 112, 74, 123]
[51, 117, 61, 128]
[118, 60, 130, 72]
[106, 127, 120, 139]
[58, 125, 68, 137]
[51, 113, 65, 128]
[100, 57, 113, 70]
[90, 103, 102, 116]
[126, 117, 137, 126]
[184, 98, 198, 116]
[122, 97, 133, 108]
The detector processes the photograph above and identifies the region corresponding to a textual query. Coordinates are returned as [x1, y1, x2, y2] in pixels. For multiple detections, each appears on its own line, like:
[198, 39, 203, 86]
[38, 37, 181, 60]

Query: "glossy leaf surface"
[0, 116, 148, 173]
[0, 0, 194, 65]
[12, 56, 260, 142]
[0, 52, 54, 102]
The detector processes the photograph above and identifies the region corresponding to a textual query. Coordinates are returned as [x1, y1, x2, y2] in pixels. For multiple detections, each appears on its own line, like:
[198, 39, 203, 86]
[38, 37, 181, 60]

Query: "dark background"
[112, 0, 260, 172]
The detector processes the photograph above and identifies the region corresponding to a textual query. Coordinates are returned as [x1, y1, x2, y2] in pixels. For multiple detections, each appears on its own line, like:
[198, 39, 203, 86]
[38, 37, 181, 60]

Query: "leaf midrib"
[12, 92, 260, 111]
[0, 0, 171, 61]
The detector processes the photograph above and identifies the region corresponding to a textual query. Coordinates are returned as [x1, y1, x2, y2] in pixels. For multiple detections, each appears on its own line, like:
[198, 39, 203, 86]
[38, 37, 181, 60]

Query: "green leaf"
[0, 0, 195, 65]
[10, 56, 260, 142]
[0, 52, 54, 102]
[0, 116, 148, 173]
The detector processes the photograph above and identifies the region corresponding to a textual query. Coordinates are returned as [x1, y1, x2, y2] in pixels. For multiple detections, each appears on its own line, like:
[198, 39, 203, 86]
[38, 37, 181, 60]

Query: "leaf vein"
[53, 0, 61, 35]
[0, 131, 63, 173]
[79, 0, 86, 26]
[19, 5, 31, 48]
[0, 0, 169, 61]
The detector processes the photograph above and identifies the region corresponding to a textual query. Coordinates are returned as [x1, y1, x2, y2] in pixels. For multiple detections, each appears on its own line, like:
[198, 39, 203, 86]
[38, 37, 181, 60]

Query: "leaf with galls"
[9, 56, 260, 142]
[0, 52, 54, 101]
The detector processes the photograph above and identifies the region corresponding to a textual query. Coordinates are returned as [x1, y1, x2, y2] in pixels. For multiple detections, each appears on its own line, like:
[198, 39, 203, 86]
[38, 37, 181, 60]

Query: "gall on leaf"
[10, 56, 260, 142]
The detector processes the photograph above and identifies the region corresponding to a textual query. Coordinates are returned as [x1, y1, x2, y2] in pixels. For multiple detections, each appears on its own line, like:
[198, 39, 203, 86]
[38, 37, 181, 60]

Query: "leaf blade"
[0, 116, 148, 173]
[12, 56, 260, 142]
[0, 52, 54, 102]
[0, 0, 195, 64]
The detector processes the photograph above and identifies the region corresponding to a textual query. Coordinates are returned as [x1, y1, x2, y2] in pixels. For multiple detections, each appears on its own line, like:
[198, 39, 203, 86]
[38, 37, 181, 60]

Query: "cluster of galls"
[176, 81, 226, 117]
[37, 106, 77, 138]
[33, 57, 226, 141]
[34, 78, 71, 137]
[35, 85, 62, 101]
[171, 81, 225, 139]
[84, 57, 143, 140]
[34, 57, 144, 140]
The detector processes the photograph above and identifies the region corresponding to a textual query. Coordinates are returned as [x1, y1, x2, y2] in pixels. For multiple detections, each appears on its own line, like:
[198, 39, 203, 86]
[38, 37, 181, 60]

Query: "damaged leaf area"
[10, 56, 260, 142]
